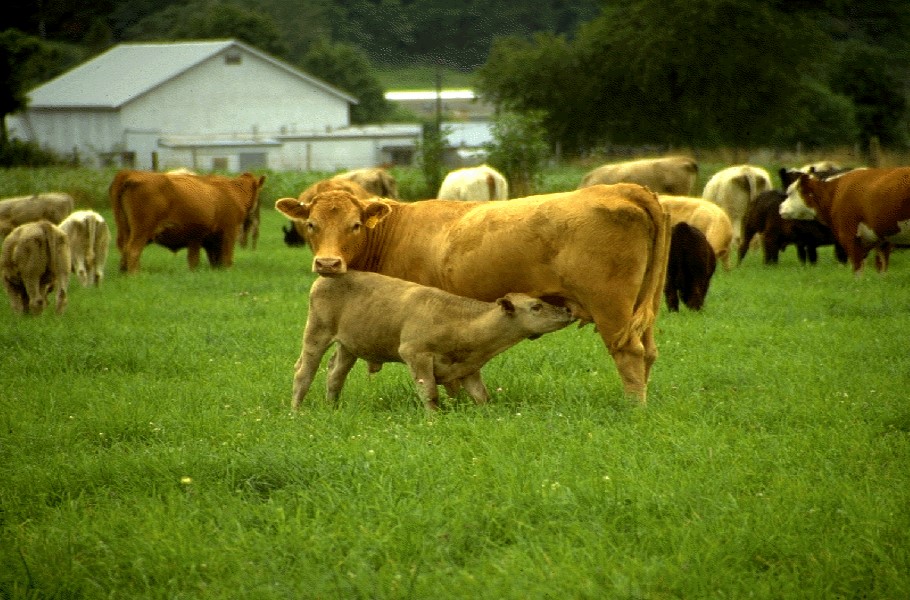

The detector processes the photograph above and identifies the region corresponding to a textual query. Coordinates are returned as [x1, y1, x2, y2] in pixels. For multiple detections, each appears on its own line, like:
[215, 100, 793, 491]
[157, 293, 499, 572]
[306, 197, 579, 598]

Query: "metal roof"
[26, 39, 358, 109]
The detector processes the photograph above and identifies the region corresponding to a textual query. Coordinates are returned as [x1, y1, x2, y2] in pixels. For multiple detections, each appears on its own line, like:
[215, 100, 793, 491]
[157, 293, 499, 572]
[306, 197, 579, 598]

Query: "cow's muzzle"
[313, 256, 346, 274]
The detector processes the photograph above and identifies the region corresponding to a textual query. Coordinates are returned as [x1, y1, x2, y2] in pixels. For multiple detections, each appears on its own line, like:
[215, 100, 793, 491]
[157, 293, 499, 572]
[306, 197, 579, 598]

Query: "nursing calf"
[1, 220, 71, 315]
[292, 271, 575, 410]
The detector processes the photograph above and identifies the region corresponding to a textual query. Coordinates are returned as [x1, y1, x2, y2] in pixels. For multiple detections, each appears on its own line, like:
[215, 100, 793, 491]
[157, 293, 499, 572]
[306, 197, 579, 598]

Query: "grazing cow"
[437, 165, 509, 201]
[779, 167, 910, 274]
[0, 192, 75, 237]
[664, 222, 716, 312]
[276, 182, 670, 403]
[739, 190, 845, 265]
[702, 165, 773, 249]
[292, 271, 575, 410]
[334, 167, 399, 199]
[658, 195, 733, 270]
[1, 220, 71, 315]
[282, 178, 377, 247]
[58, 210, 110, 286]
[579, 156, 698, 196]
[109, 169, 265, 273]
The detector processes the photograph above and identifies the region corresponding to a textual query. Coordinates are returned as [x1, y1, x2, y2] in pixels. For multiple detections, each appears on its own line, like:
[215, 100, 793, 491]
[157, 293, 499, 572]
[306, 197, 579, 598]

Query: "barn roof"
[26, 39, 358, 109]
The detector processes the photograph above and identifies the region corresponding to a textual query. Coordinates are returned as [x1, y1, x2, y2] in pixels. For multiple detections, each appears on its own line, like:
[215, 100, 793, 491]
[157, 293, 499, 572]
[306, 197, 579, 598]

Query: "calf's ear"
[496, 297, 516, 315]
[275, 197, 310, 219]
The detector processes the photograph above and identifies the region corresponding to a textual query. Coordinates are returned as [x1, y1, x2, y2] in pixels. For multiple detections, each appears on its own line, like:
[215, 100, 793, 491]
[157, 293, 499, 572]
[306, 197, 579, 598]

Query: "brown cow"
[334, 167, 399, 199]
[437, 165, 509, 201]
[0, 192, 75, 237]
[779, 167, 910, 274]
[58, 210, 110, 287]
[282, 178, 376, 247]
[659, 195, 733, 270]
[579, 156, 698, 196]
[1, 220, 71, 315]
[276, 182, 670, 404]
[109, 170, 265, 273]
[293, 270, 575, 410]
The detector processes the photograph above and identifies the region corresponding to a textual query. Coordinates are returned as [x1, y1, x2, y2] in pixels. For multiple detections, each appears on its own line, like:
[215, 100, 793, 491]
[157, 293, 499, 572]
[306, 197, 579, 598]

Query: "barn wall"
[12, 109, 122, 164]
[122, 50, 350, 136]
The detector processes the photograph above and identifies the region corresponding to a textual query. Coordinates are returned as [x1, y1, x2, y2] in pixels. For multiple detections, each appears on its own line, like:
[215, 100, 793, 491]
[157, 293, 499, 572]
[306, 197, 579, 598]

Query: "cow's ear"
[362, 200, 392, 229]
[275, 197, 310, 220]
[496, 297, 516, 315]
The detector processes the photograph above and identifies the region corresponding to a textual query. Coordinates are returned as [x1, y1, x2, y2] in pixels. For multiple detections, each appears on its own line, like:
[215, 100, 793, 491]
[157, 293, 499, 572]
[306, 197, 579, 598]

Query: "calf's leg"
[291, 328, 334, 410]
[460, 371, 490, 405]
[325, 345, 357, 405]
[400, 349, 440, 410]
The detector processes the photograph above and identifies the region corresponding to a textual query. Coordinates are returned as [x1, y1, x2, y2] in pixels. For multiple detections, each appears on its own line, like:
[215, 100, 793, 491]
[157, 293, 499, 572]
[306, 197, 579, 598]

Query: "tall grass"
[1, 170, 909, 599]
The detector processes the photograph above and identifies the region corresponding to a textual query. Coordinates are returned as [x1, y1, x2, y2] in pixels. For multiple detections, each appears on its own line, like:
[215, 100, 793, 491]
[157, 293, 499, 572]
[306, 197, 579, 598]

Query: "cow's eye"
[306, 221, 316, 232]
[352, 222, 362, 233]
[531, 303, 542, 312]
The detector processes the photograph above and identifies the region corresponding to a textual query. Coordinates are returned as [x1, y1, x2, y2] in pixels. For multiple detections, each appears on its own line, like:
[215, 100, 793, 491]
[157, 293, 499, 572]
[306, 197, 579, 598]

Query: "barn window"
[212, 157, 229, 170]
[224, 51, 242, 65]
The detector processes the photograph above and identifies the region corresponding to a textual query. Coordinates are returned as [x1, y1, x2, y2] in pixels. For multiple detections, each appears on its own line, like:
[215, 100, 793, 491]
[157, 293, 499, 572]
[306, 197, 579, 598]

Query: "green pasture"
[1, 168, 909, 599]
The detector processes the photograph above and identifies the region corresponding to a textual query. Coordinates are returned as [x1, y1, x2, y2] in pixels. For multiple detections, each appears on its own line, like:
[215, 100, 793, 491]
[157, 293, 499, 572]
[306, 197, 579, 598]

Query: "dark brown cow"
[739, 190, 845, 265]
[109, 170, 265, 273]
[276, 182, 670, 403]
[664, 222, 716, 311]
[779, 168, 910, 274]
[1, 220, 71, 315]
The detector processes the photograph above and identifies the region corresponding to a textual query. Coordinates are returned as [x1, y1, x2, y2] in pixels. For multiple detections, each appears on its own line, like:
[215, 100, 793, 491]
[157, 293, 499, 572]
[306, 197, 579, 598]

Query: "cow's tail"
[108, 170, 131, 250]
[85, 213, 97, 265]
[613, 186, 671, 352]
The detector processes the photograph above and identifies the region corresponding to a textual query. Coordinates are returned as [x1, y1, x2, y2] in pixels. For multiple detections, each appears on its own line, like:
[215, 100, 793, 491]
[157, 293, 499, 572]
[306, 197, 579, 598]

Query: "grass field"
[1, 168, 909, 598]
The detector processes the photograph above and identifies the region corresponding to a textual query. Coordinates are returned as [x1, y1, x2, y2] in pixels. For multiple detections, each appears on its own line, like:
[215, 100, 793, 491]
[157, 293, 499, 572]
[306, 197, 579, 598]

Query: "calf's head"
[275, 190, 391, 274]
[497, 294, 576, 338]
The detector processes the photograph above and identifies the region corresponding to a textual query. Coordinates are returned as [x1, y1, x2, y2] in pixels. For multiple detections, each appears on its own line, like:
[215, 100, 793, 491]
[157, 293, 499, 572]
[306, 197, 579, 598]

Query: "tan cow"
[702, 164, 773, 250]
[1, 220, 71, 315]
[333, 167, 399, 199]
[0, 192, 75, 237]
[109, 170, 265, 273]
[293, 270, 575, 410]
[659, 195, 734, 270]
[58, 210, 110, 287]
[437, 165, 509, 201]
[579, 156, 698, 196]
[282, 178, 377, 247]
[276, 182, 670, 404]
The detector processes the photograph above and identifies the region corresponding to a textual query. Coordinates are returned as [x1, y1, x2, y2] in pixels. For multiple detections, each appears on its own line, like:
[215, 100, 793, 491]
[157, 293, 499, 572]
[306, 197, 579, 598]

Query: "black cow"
[665, 222, 716, 311]
[739, 190, 847, 265]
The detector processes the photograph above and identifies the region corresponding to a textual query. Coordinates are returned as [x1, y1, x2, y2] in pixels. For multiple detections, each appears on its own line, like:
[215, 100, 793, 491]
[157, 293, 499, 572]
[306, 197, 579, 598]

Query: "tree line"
[3, 0, 909, 158]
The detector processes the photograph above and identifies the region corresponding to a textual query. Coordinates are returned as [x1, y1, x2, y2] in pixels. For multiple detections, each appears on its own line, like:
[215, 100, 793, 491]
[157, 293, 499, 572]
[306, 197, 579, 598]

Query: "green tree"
[300, 39, 392, 124]
[484, 110, 550, 197]
[124, 1, 289, 59]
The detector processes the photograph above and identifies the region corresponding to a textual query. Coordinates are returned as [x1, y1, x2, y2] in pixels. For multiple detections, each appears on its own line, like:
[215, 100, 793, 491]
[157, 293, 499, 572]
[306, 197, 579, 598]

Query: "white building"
[7, 39, 421, 171]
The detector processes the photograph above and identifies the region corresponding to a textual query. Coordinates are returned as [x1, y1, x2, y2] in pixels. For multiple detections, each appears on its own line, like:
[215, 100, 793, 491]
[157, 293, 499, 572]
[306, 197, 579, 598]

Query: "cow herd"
[3, 158, 908, 409]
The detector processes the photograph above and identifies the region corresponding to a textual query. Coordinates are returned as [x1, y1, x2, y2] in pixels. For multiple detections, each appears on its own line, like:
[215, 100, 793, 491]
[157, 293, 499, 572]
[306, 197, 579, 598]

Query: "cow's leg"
[122, 236, 146, 274]
[593, 308, 649, 405]
[400, 349, 440, 410]
[187, 242, 203, 270]
[325, 345, 357, 405]
[53, 275, 68, 314]
[805, 245, 818, 264]
[291, 330, 334, 410]
[24, 279, 46, 316]
[874, 244, 891, 273]
[460, 371, 490, 405]
[73, 257, 88, 287]
[3, 279, 27, 314]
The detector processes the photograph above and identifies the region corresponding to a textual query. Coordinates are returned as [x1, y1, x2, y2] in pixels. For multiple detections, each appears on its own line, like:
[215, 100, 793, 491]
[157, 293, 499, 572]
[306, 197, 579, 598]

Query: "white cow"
[1, 220, 71, 315]
[702, 165, 773, 250]
[58, 210, 110, 287]
[437, 165, 508, 201]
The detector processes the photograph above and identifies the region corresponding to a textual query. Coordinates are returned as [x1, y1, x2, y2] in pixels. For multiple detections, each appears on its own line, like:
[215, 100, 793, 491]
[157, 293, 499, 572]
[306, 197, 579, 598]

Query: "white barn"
[7, 39, 421, 171]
